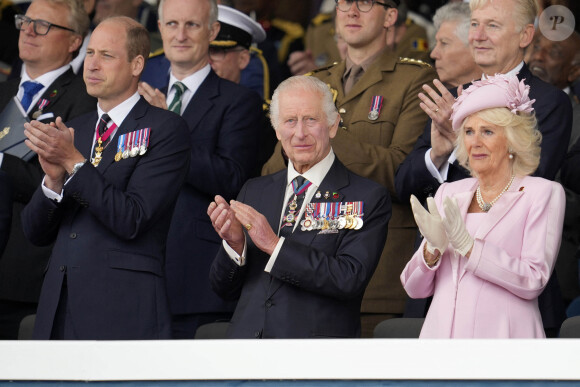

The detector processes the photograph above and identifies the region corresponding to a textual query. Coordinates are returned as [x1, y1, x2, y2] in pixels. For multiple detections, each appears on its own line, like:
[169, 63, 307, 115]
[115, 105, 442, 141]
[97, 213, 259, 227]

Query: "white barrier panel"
[0, 339, 579, 381]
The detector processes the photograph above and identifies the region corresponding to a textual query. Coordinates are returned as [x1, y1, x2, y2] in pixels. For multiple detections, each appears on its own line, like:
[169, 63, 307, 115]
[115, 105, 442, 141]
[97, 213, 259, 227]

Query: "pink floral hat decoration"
[450, 74, 536, 131]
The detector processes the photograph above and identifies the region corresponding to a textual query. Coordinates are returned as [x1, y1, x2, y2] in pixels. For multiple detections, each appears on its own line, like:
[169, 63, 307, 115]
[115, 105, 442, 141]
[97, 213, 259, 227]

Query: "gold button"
[339, 108, 346, 114]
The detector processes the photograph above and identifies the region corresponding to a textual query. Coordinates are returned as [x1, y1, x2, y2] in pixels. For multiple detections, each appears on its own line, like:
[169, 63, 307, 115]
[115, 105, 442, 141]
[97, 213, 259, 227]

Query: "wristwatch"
[68, 159, 87, 179]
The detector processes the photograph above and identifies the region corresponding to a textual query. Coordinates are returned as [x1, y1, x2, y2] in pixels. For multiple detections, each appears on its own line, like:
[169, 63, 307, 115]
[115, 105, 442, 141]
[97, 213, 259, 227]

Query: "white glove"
[410, 195, 448, 254]
[442, 196, 474, 256]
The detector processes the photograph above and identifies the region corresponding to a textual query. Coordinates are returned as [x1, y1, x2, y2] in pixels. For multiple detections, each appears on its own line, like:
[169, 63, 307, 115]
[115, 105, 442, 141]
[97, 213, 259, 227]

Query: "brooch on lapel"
[368, 96, 383, 121]
[115, 128, 150, 162]
[300, 201, 364, 232]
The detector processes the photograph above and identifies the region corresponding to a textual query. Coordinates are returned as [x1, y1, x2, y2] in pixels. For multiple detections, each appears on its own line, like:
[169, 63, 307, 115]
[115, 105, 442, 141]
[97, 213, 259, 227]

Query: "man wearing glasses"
[138, 0, 263, 339]
[263, 0, 436, 337]
[0, 0, 96, 340]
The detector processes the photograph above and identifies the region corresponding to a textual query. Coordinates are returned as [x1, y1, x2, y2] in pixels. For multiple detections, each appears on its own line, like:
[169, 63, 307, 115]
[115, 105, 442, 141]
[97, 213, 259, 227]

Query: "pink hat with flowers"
[450, 74, 536, 131]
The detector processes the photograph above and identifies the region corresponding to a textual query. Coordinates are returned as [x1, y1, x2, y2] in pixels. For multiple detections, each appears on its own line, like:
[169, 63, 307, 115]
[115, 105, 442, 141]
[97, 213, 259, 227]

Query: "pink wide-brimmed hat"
[450, 74, 536, 131]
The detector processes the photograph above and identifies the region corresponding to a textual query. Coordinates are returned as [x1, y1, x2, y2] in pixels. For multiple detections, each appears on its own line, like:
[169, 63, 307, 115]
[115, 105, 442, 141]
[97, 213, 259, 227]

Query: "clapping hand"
[410, 195, 448, 255]
[442, 196, 473, 257]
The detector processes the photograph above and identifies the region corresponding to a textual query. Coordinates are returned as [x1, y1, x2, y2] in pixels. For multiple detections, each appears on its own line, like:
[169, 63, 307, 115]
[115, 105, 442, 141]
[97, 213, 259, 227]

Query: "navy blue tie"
[20, 81, 44, 111]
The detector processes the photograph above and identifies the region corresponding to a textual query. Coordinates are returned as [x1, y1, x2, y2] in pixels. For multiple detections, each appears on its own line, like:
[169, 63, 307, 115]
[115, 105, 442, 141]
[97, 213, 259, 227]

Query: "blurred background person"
[528, 31, 580, 309]
[402, 75, 565, 338]
[0, 0, 95, 340]
[429, 1, 481, 88]
[208, 5, 276, 171]
[288, 0, 431, 76]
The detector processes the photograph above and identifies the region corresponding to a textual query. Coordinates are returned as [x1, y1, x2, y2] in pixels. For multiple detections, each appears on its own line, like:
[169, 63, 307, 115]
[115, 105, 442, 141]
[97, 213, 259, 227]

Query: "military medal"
[315, 191, 321, 199]
[91, 118, 118, 167]
[31, 99, 49, 120]
[139, 128, 150, 155]
[115, 133, 125, 162]
[324, 191, 330, 199]
[92, 138, 104, 167]
[368, 96, 383, 121]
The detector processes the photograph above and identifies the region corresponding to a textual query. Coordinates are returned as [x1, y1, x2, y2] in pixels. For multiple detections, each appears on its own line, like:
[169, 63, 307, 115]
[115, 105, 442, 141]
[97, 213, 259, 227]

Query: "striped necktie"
[168, 81, 186, 114]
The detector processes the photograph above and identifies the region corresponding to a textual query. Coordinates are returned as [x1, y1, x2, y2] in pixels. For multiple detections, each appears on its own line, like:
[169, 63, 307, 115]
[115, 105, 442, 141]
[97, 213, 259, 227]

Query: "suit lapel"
[454, 177, 525, 283]
[30, 69, 75, 119]
[181, 71, 219, 135]
[95, 98, 148, 173]
[268, 159, 350, 297]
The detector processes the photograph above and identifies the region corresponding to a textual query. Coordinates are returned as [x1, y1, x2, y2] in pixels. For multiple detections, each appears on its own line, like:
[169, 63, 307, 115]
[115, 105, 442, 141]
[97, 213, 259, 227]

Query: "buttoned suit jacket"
[0, 68, 96, 304]
[394, 64, 572, 329]
[262, 50, 437, 314]
[164, 70, 263, 316]
[211, 157, 391, 338]
[22, 97, 191, 339]
[401, 176, 565, 338]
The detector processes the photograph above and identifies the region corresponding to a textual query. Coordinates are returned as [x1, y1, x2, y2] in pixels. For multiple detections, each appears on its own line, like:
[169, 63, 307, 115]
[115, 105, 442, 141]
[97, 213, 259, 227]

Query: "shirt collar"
[20, 64, 71, 89]
[169, 64, 211, 96]
[286, 149, 335, 189]
[481, 61, 524, 79]
[97, 92, 140, 127]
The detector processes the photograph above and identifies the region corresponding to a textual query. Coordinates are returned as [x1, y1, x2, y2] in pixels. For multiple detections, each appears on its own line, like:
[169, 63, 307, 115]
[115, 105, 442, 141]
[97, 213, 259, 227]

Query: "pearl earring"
[509, 153, 514, 159]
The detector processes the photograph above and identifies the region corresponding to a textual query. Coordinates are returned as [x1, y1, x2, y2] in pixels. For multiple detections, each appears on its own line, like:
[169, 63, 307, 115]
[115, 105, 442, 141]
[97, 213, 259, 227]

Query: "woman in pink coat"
[400, 74, 565, 338]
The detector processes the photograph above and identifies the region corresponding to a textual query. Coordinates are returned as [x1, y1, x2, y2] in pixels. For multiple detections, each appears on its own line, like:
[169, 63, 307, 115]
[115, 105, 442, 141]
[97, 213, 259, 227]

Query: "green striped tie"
[168, 81, 186, 114]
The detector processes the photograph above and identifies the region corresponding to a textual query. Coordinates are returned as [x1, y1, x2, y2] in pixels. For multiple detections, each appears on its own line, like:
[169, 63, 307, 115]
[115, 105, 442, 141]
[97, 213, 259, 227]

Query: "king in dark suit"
[208, 76, 391, 338]
[21, 16, 190, 340]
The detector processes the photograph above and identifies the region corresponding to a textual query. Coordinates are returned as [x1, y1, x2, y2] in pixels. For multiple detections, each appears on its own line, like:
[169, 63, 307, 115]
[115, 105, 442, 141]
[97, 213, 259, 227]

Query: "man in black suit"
[138, 0, 263, 339]
[394, 0, 572, 336]
[208, 75, 391, 338]
[21, 16, 190, 339]
[0, 170, 12, 258]
[0, 0, 96, 339]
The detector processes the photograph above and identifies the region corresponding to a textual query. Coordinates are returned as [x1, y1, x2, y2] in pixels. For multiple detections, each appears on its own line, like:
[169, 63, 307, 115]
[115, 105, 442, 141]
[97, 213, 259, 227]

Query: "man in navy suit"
[208, 76, 391, 338]
[21, 16, 190, 340]
[394, 0, 572, 336]
[138, 0, 263, 339]
[0, 0, 96, 340]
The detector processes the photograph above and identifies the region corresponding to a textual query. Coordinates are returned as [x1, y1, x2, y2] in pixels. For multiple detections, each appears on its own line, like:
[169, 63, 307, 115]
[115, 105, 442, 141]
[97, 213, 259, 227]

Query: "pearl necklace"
[476, 174, 515, 212]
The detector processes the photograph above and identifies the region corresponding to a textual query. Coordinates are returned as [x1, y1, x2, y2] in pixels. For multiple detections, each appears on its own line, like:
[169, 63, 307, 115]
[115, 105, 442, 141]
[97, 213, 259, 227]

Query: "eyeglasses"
[15, 14, 76, 36]
[208, 46, 245, 61]
[335, 0, 394, 13]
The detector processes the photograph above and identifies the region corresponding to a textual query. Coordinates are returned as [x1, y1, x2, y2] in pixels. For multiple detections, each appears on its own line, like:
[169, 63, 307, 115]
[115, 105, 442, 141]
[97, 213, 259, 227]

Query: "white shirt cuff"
[264, 237, 285, 273]
[41, 176, 64, 202]
[223, 239, 247, 266]
[425, 148, 450, 183]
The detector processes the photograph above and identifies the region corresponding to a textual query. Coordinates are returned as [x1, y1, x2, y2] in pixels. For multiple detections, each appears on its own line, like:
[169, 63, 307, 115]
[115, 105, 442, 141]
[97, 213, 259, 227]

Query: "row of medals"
[299, 202, 364, 231]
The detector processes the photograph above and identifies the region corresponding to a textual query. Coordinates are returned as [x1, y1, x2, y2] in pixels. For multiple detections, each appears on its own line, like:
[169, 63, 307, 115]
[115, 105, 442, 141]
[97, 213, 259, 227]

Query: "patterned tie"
[20, 81, 44, 111]
[279, 176, 312, 237]
[97, 113, 111, 138]
[168, 81, 186, 114]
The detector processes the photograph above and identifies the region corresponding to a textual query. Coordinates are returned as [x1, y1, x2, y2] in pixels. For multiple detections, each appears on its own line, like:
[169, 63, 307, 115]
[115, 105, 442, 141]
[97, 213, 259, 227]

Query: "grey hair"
[269, 76, 339, 131]
[158, 0, 218, 27]
[433, 2, 471, 45]
[33, 0, 90, 38]
[470, 0, 538, 32]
